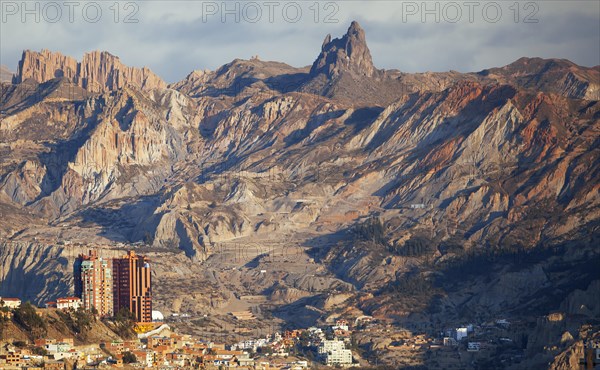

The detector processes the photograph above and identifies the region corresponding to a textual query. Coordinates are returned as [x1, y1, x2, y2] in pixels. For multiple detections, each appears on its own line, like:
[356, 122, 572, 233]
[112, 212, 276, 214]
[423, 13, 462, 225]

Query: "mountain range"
[0, 21, 598, 369]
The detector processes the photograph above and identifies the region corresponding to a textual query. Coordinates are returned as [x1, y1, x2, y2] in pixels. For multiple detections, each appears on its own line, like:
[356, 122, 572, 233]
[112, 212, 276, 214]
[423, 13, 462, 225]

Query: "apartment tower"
[76, 250, 113, 317]
[112, 251, 152, 323]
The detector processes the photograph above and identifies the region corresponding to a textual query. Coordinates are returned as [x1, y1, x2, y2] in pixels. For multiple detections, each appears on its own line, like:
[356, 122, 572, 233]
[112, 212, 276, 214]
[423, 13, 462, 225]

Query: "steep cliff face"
[13, 49, 79, 84]
[13, 50, 166, 92]
[79, 51, 167, 92]
[0, 242, 77, 303]
[66, 87, 188, 196]
[310, 21, 375, 78]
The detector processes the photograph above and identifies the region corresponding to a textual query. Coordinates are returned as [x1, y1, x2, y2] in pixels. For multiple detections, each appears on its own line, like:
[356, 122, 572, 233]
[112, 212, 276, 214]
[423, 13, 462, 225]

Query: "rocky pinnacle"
[310, 21, 375, 78]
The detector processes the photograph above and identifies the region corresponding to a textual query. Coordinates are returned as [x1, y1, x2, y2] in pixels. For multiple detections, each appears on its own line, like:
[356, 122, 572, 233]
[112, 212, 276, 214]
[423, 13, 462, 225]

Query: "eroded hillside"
[1, 21, 599, 368]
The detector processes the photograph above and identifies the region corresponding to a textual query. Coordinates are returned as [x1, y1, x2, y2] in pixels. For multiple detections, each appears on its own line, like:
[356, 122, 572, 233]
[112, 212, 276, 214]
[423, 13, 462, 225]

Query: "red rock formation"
[13, 49, 166, 93]
[13, 49, 78, 83]
[79, 51, 166, 92]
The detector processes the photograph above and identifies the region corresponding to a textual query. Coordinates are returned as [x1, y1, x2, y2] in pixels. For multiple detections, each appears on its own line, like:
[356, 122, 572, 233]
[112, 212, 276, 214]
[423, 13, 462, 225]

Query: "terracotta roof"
[57, 297, 81, 302]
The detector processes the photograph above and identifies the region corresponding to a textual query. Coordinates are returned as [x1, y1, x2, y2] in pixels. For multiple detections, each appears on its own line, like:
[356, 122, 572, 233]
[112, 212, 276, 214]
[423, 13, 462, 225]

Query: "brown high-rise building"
[112, 251, 152, 323]
[75, 250, 113, 318]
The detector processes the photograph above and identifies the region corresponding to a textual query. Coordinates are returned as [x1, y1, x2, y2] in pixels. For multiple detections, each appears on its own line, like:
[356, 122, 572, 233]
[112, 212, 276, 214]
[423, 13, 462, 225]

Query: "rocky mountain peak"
[478, 57, 599, 100]
[13, 49, 79, 85]
[310, 21, 375, 78]
[13, 49, 166, 93]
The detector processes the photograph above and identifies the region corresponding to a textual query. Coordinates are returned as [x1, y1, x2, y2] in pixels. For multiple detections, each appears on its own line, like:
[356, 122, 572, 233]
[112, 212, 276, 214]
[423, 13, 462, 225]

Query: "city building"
[0, 350, 25, 367]
[45, 342, 72, 354]
[332, 319, 349, 331]
[443, 337, 458, 346]
[113, 251, 152, 323]
[131, 350, 153, 366]
[467, 342, 481, 352]
[77, 250, 114, 317]
[325, 349, 353, 366]
[318, 339, 346, 355]
[56, 297, 81, 310]
[318, 339, 353, 365]
[0, 297, 21, 308]
[456, 327, 468, 341]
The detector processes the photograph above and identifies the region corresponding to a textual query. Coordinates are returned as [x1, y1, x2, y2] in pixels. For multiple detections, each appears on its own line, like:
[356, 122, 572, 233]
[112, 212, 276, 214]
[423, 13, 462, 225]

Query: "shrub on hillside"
[112, 308, 136, 339]
[122, 351, 137, 363]
[352, 217, 386, 244]
[13, 302, 47, 339]
[56, 307, 95, 337]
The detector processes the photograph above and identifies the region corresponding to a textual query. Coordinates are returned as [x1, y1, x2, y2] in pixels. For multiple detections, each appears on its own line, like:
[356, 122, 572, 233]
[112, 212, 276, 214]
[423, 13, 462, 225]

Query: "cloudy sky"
[1, 0, 599, 83]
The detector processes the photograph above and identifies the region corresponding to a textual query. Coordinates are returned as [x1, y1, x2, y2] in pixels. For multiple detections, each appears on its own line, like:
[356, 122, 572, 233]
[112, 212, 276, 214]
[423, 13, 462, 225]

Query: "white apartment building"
[56, 297, 82, 310]
[0, 297, 21, 308]
[318, 339, 346, 355]
[326, 349, 353, 365]
[319, 340, 353, 365]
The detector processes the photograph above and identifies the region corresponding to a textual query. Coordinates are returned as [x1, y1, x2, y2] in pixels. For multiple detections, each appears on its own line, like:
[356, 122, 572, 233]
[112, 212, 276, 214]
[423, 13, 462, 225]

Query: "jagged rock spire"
[310, 21, 375, 78]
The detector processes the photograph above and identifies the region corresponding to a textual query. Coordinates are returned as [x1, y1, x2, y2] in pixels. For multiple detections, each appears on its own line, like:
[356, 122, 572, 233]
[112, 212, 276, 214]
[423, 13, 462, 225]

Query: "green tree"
[32, 346, 48, 356]
[56, 307, 95, 338]
[113, 308, 136, 339]
[73, 307, 94, 334]
[122, 351, 137, 364]
[13, 302, 47, 339]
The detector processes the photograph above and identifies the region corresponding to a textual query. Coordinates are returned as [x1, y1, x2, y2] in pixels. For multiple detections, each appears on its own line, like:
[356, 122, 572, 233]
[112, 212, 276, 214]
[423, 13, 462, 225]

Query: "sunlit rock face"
[14, 49, 166, 92]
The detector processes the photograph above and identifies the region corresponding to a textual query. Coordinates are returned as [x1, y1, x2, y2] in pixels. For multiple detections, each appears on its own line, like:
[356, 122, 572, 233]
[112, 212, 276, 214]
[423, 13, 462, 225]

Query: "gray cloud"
[1, 1, 598, 83]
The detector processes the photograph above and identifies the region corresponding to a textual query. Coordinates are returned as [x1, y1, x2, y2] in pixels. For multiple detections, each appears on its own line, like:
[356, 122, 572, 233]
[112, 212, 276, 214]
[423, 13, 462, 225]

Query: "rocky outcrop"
[550, 330, 600, 370]
[13, 50, 78, 84]
[310, 21, 375, 78]
[13, 49, 166, 92]
[79, 51, 166, 92]
[479, 57, 600, 100]
[549, 340, 586, 370]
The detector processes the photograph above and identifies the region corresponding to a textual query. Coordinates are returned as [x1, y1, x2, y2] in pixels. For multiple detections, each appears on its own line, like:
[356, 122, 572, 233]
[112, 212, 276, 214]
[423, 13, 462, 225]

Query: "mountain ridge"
[0, 21, 598, 369]
[9, 21, 599, 104]
[1, 21, 597, 258]
[13, 49, 166, 93]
